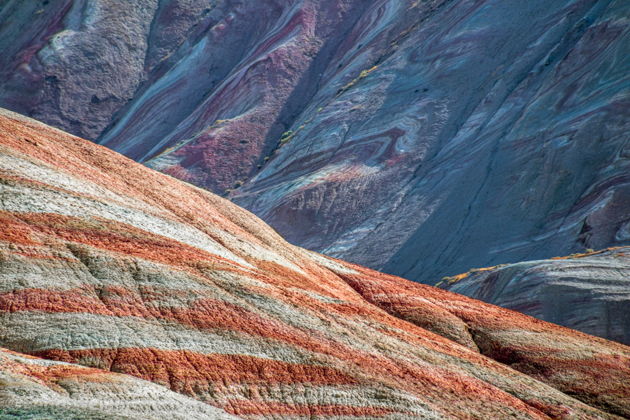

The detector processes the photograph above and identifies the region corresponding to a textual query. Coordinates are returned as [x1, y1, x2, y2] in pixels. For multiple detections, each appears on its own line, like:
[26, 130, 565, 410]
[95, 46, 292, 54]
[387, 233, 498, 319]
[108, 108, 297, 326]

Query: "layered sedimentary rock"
[0, 347, 237, 419]
[233, 0, 630, 283]
[1, 0, 628, 284]
[0, 0, 373, 193]
[438, 247, 630, 345]
[1, 109, 630, 418]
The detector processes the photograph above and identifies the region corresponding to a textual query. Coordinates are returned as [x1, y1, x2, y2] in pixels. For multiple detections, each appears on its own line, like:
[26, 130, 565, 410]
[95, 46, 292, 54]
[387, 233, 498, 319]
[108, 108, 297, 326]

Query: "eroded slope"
[1, 109, 629, 418]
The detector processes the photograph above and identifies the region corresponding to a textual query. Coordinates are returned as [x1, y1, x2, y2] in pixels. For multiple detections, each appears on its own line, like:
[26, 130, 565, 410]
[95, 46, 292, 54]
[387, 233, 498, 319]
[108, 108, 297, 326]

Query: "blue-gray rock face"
[1, 0, 629, 284]
[439, 248, 630, 345]
[233, 0, 630, 283]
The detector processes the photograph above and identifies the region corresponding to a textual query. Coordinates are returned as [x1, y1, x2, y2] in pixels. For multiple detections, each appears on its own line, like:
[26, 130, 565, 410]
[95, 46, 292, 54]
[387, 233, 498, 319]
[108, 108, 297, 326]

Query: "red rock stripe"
[3, 212, 246, 271]
[0, 287, 326, 351]
[252, 259, 361, 301]
[338, 266, 561, 334]
[0, 213, 42, 246]
[2, 211, 340, 296]
[8, 359, 110, 385]
[33, 348, 357, 389]
[223, 400, 396, 417]
[0, 287, 338, 355]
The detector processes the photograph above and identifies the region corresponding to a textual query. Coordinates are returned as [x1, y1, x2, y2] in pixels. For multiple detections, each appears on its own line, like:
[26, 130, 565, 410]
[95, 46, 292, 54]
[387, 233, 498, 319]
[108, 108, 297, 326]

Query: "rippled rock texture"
[438, 247, 630, 345]
[1, 0, 628, 283]
[1, 109, 629, 418]
[0, 0, 373, 192]
[0, 348, 237, 419]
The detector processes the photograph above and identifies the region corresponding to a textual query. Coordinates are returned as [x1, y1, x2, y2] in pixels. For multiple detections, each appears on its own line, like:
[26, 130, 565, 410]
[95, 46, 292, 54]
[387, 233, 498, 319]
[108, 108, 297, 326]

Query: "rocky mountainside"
[1, 0, 628, 283]
[1, 108, 629, 418]
[438, 247, 630, 345]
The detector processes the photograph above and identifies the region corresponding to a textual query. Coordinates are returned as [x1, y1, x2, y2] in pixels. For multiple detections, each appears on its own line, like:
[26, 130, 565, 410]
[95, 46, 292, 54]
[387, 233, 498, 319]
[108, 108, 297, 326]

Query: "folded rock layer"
[0, 109, 629, 419]
[1, 0, 628, 284]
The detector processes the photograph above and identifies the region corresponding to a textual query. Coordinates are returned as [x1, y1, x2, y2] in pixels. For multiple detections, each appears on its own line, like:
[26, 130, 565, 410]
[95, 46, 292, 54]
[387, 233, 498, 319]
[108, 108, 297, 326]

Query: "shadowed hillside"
[1, 0, 628, 284]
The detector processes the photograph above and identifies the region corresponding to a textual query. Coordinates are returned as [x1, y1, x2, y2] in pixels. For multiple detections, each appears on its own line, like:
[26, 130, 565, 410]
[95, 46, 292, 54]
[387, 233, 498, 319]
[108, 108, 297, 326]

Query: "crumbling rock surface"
[0, 109, 629, 418]
[439, 247, 630, 345]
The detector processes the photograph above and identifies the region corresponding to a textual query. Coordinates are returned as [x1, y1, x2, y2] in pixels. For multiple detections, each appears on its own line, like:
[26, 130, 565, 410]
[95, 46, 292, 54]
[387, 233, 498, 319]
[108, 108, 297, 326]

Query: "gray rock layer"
[234, 0, 630, 284]
[439, 247, 630, 345]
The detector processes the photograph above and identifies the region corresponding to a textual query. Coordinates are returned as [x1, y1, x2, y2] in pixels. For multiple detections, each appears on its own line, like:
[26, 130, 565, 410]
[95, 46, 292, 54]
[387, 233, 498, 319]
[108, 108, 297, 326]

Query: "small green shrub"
[279, 130, 294, 145]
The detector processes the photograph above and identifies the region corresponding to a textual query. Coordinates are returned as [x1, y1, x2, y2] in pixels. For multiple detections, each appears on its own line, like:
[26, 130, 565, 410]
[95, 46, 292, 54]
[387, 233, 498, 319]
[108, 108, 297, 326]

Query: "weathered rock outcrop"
[0, 0, 373, 193]
[1, 109, 629, 418]
[438, 247, 630, 345]
[1, 0, 628, 284]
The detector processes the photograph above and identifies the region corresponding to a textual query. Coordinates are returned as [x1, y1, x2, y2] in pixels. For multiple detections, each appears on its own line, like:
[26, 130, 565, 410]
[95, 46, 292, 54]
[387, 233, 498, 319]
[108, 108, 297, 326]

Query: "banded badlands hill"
[1, 108, 630, 418]
[1, 0, 628, 284]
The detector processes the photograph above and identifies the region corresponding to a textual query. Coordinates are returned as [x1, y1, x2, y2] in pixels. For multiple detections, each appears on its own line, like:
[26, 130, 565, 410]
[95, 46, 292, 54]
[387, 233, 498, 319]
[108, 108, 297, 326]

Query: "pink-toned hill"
[0, 108, 628, 418]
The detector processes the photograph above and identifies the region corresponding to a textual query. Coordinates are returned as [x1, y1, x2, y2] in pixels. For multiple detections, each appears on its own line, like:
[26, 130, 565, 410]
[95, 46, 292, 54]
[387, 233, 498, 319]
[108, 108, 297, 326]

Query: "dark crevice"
[256, 1, 375, 173]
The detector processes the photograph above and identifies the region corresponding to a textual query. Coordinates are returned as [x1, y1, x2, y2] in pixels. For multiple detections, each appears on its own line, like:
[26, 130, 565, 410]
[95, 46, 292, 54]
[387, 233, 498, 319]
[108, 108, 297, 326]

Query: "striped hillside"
[0, 108, 628, 419]
[0, 347, 237, 419]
